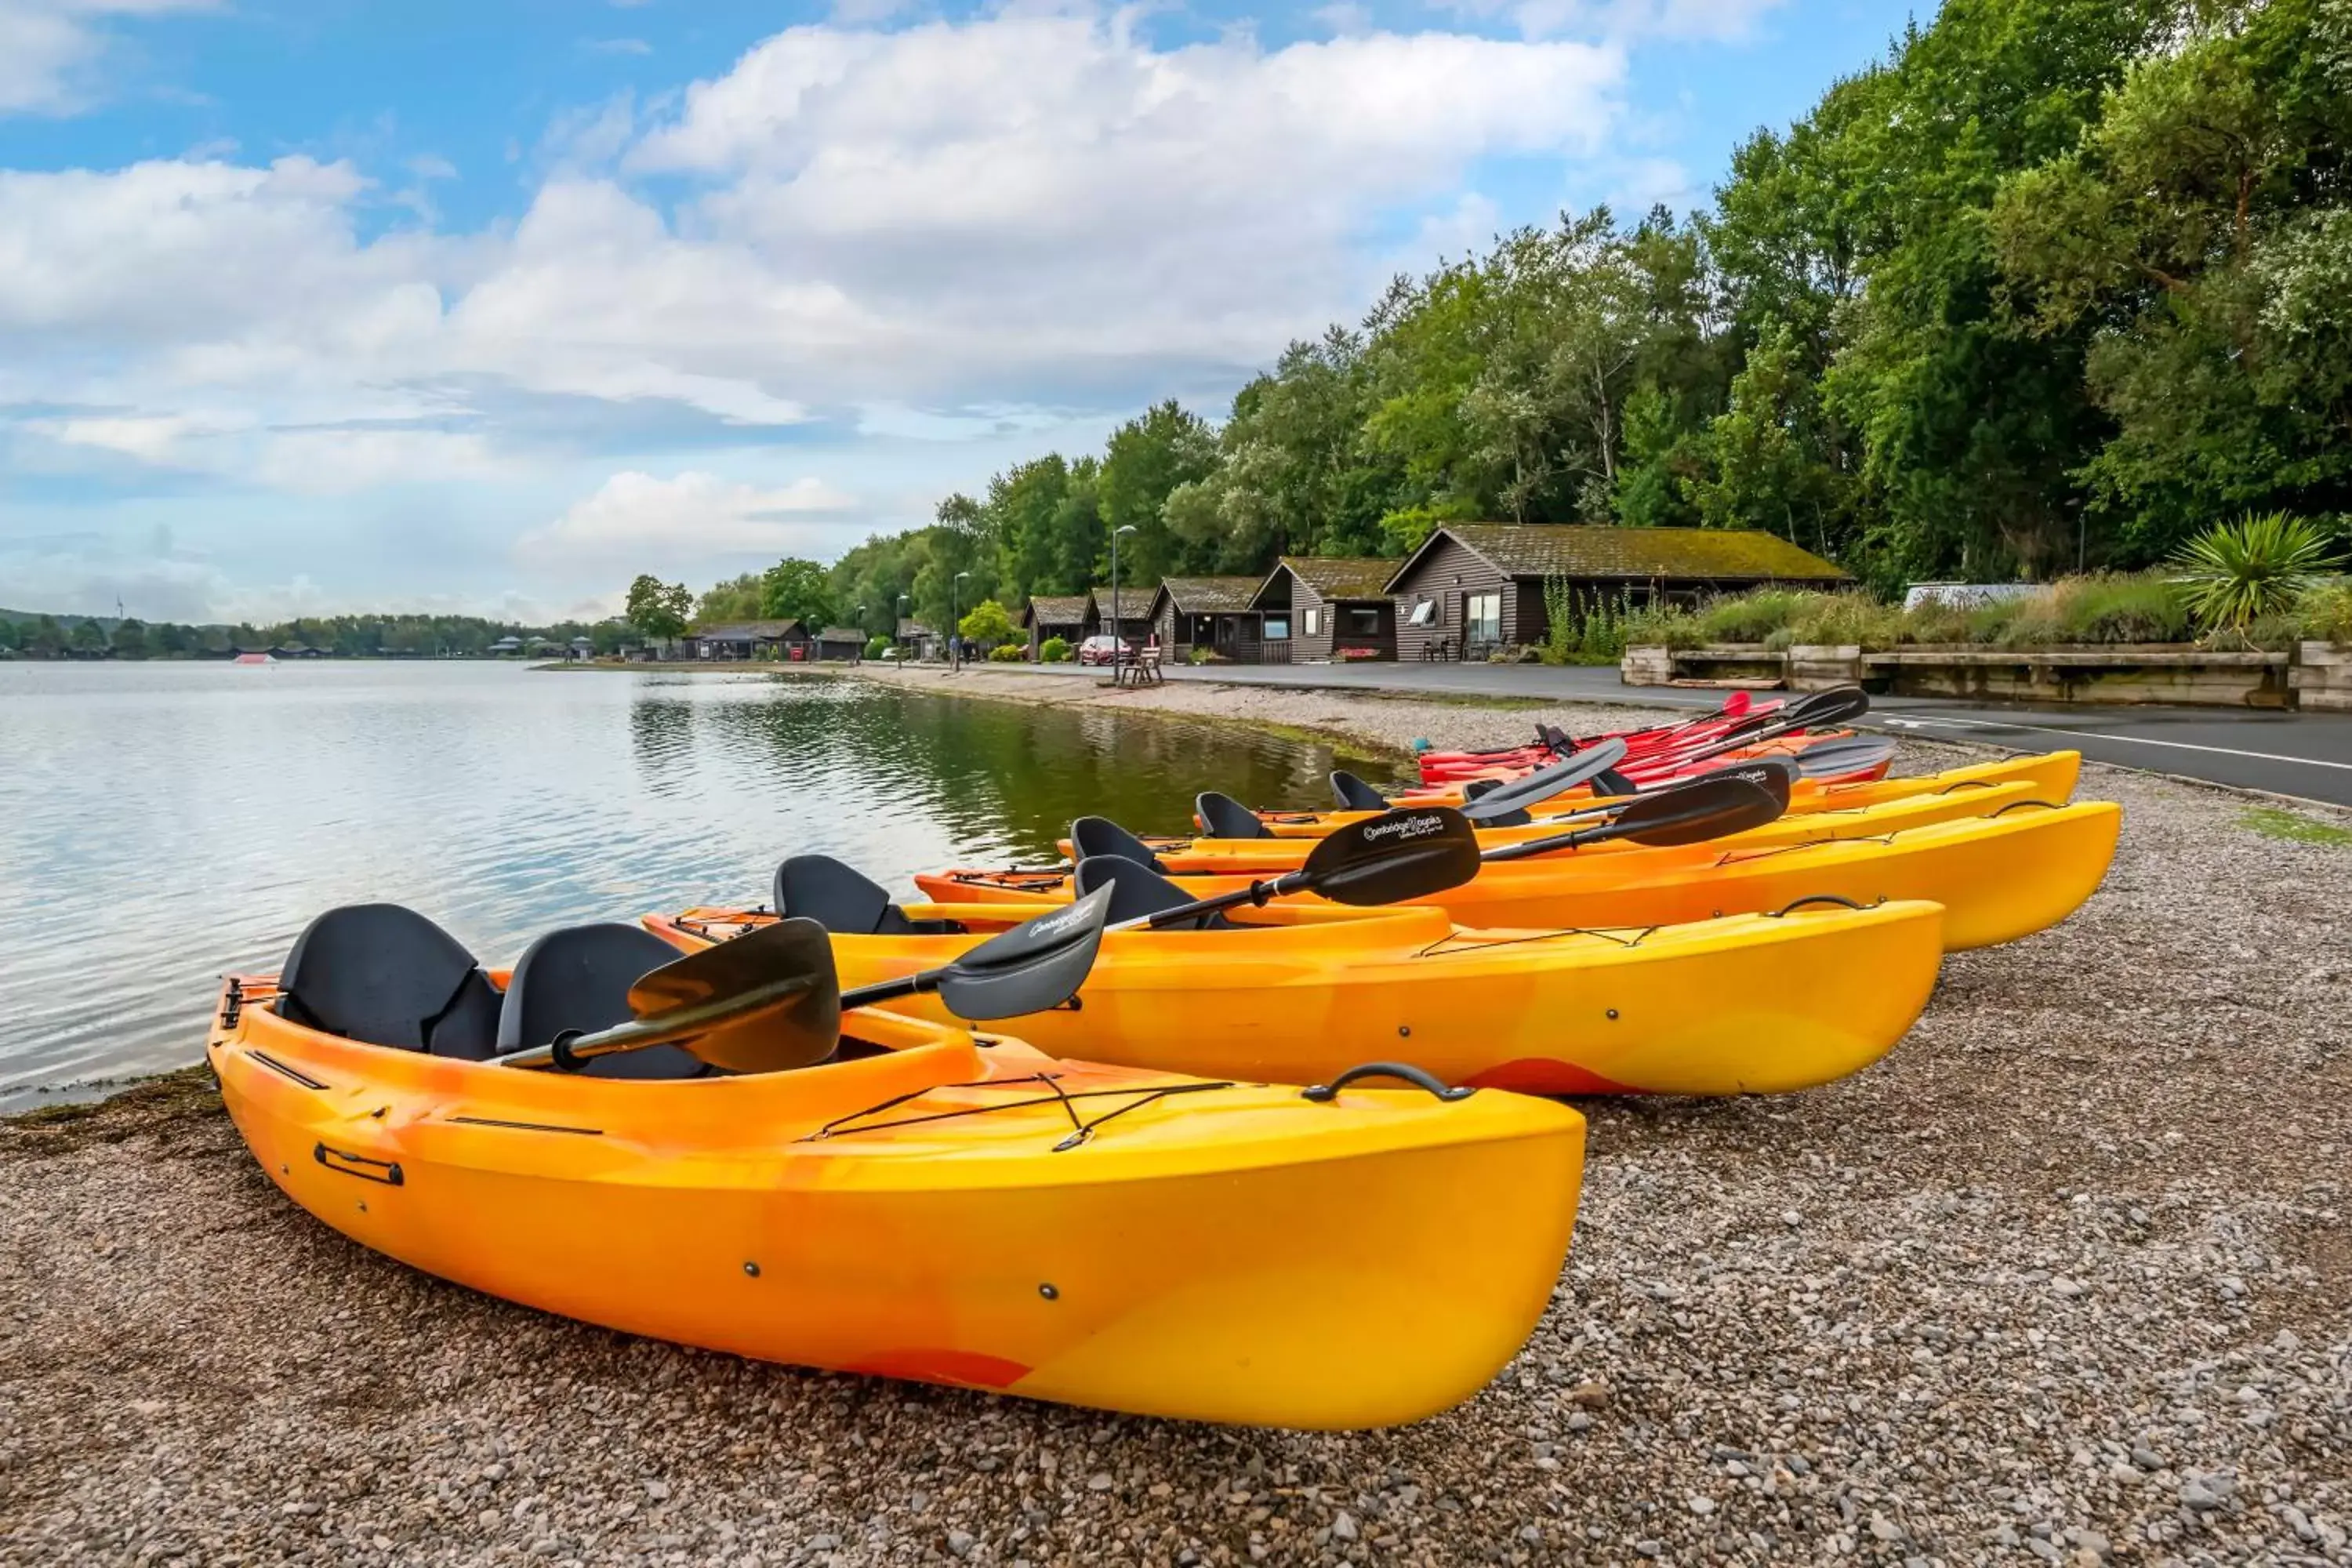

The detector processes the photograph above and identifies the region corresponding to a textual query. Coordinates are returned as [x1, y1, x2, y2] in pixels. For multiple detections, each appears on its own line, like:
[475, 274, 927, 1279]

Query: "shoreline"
[6, 682, 2350, 1566]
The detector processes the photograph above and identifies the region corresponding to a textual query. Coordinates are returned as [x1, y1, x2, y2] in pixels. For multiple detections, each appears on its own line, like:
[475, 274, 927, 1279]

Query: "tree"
[758, 558, 834, 629]
[68, 619, 107, 656]
[111, 618, 151, 659]
[1692, 321, 1853, 560]
[1990, 0, 2352, 558]
[956, 598, 1016, 649]
[624, 575, 691, 649]
[1097, 401, 1219, 583]
[698, 573, 762, 623]
[27, 616, 64, 658]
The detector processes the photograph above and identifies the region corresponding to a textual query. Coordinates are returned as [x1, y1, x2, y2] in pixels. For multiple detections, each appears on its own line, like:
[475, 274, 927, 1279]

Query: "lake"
[0, 661, 1385, 1108]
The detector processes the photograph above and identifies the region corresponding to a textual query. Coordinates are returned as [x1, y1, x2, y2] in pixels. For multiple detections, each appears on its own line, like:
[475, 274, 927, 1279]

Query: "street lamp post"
[896, 593, 911, 661]
[1110, 524, 1138, 678]
[853, 605, 866, 665]
[952, 572, 971, 672]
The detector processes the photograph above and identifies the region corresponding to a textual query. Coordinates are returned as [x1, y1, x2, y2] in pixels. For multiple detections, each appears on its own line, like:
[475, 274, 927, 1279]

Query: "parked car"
[1076, 634, 1130, 666]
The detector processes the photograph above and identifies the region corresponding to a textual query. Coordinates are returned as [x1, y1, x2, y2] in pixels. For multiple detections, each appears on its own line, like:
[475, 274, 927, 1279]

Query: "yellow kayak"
[210, 912, 1586, 1430]
[648, 896, 1946, 1097]
[1261, 749, 2083, 836]
[1071, 778, 2052, 869]
[923, 801, 2123, 953]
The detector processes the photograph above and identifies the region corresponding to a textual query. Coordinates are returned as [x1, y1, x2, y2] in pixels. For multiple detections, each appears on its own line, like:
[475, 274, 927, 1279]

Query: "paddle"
[1540, 755, 1798, 830]
[1479, 775, 1787, 863]
[1784, 734, 1897, 779]
[1620, 686, 1871, 783]
[1083, 806, 1482, 931]
[492, 889, 1113, 1073]
[1459, 738, 1630, 824]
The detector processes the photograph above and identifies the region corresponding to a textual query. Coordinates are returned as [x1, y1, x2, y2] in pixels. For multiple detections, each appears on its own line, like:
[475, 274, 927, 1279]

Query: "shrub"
[2169, 511, 2343, 637]
[1039, 635, 1072, 662]
[1695, 588, 1813, 644]
[1188, 645, 1216, 665]
[1779, 592, 1907, 651]
[1620, 599, 1704, 650]
[2296, 579, 2352, 644]
[864, 634, 890, 660]
[987, 643, 1026, 662]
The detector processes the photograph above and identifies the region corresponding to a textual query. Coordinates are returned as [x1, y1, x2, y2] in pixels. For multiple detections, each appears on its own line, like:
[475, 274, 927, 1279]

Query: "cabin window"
[1262, 615, 1290, 640]
[1347, 606, 1381, 636]
[1303, 608, 1320, 636]
[1407, 597, 1437, 627]
[1465, 591, 1501, 645]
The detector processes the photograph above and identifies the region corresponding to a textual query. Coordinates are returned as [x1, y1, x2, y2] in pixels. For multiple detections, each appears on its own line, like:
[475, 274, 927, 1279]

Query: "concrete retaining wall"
[1624, 642, 2328, 709]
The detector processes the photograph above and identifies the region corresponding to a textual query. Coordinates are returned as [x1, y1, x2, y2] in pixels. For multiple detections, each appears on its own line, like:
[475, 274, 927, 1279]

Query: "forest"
[684, 0, 2348, 643]
[0, 610, 627, 660]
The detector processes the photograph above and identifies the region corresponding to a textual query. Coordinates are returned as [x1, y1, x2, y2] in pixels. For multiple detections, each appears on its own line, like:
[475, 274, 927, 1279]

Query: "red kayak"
[1414, 692, 1783, 785]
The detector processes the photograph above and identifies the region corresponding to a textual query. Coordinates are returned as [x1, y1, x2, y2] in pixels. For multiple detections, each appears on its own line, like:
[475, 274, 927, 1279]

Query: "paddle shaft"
[491, 971, 824, 1069]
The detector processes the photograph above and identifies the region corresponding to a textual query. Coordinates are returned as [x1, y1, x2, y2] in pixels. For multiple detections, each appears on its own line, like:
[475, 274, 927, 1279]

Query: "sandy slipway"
[5, 681, 2350, 1568]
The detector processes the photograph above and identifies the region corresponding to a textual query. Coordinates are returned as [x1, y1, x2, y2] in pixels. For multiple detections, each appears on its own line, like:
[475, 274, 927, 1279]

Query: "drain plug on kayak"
[1039, 1283, 1059, 1301]
[742, 1261, 760, 1279]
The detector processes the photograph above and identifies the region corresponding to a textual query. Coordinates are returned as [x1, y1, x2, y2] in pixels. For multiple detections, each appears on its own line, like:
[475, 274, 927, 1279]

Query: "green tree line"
[0, 611, 630, 660]
[688, 0, 2347, 628]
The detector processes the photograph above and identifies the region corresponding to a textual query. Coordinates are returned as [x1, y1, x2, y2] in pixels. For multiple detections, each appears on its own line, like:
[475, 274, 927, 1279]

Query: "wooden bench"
[1114, 645, 1165, 687]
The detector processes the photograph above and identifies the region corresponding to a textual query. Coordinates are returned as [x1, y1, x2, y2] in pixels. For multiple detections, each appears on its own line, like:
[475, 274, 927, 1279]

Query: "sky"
[0, 0, 1917, 626]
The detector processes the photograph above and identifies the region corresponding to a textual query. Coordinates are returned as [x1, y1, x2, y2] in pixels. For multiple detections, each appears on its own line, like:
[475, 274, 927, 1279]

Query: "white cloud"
[0, 0, 213, 114]
[579, 36, 652, 56]
[515, 470, 864, 571]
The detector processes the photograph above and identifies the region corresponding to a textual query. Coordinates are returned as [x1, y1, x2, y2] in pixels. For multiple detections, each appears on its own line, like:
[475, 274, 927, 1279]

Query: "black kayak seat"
[277, 903, 501, 1059]
[1541, 724, 1575, 753]
[1073, 855, 1233, 931]
[774, 855, 966, 935]
[1069, 816, 1165, 873]
[1462, 779, 1504, 801]
[1330, 770, 1389, 811]
[1593, 768, 1641, 797]
[495, 923, 712, 1080]
[1193, 791, 1272, 840]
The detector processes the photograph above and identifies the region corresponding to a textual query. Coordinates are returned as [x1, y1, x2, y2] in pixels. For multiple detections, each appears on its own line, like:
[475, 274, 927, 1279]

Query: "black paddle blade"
[1482, 777, 1785, 862]
[1301, 806, 1481, 906]
[1606, 776, 1787, 846]
[1070, 815, 1165, 871]
[1330, 770, 1391, 811]
[924, 884, 1112, 1021]
[1685, 755, 1798, 814]
[1461, 737, 1630, 823]
[1195, 791, 1273, 840]
[1789, 734, 1897, 779]
[1783, 685, 1869, 730]
[625, 916, 842, 1073]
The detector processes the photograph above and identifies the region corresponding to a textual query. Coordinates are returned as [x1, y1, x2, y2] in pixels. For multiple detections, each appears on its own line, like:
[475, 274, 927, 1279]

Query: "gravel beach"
[5, 677, 2348, 1568]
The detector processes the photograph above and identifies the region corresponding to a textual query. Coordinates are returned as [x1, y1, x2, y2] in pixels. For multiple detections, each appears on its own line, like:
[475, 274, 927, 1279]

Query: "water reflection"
[0, 662, 1391, 1105]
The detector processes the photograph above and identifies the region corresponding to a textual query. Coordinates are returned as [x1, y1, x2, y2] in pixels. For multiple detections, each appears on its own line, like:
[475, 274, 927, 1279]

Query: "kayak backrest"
[278, 902, 501, 1058]
[1070, 816, 1165, 873]
[1194, 791, 1272, 840]
[1330, 770, 1388, 811]
[495, 923, 714, 1080]
[775, 855, 966, 936]
[1073, 855, 1230, 931]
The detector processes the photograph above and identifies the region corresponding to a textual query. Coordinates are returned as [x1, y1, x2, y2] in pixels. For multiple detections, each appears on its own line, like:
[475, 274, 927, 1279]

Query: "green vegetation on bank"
[0, 608, 630, 661]
[655, 0, 2346, 648]
[2238, 808, 2352, 847]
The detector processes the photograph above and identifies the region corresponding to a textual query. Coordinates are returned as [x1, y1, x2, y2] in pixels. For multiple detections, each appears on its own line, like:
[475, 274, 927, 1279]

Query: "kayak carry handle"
[1301, 1062, 1474, 1104]
[1767, 894, 1879, 917]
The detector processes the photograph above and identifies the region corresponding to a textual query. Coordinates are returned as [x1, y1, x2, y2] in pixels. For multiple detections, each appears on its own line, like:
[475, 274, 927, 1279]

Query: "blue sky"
[0, 0, 1917, 623]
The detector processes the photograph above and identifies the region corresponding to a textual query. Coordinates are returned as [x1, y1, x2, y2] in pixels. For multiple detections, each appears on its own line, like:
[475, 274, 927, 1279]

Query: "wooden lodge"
[1146, 578, 1264, 663]
[1022, 595, 1088, 659]
[1083, 586, 1156, 648]
[1251, 557, 1397, 662]
[811, 626, 868, 661]
[1385, 524, 1846, 661]
[681, 619, 810, 660]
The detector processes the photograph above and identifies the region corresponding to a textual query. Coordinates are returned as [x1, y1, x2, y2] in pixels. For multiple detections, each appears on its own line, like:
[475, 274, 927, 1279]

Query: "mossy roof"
[1276, 556, 1397, 599]
[1152, 577, 1264, 614]
[1387, 524, 1847, 590]
[1022, 595, 1090, 626]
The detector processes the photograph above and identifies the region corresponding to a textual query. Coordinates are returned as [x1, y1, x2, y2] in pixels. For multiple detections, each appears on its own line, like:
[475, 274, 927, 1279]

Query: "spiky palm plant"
[2169, 511, 2343, 637]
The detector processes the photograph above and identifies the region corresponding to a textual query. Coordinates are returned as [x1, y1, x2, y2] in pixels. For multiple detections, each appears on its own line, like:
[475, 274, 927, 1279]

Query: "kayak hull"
[211, 980, 1584, 1429]
[924, 802, 2123, 953]
[648, 900, 1946, 1097]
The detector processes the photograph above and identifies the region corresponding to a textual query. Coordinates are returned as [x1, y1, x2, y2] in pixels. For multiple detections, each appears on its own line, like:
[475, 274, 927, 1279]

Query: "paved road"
[963, 659, 2352, 808]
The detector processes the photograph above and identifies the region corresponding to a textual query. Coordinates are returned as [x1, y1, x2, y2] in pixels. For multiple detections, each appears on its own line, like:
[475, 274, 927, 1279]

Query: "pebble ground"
[4, 684, 2347, 1568]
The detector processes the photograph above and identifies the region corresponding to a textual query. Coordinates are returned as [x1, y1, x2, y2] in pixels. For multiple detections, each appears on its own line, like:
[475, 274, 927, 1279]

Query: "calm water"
[0, 662, 1385, 1106]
